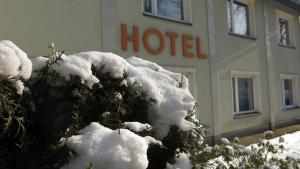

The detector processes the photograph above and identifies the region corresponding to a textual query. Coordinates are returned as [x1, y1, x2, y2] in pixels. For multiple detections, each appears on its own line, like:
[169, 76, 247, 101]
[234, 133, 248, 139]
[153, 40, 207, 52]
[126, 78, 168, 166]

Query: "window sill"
[228, 32, 257, 40]
[234, 111, 261, 119]
[282, 105, 300, 112]
[143, 13, 192, 25]
[278, 43, 296, 49]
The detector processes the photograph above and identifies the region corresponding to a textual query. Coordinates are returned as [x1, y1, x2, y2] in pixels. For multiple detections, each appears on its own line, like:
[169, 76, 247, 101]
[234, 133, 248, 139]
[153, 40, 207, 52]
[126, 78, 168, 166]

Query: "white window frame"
[164, 66, 197, 99]
[231, 71, 260, 115]
[275, 9, 295, 47]
[280, 74, 298, 109]
[227, 0, 256, 37]
[142, 0, 192, 23]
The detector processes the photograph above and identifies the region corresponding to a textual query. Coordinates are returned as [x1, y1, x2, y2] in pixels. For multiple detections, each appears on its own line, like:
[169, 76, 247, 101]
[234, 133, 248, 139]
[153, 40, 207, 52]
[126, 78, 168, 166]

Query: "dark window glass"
[279, 18, 289, 45]
[144, 0, 152, 13]
[227, 1, 249, 36]
[283, 79, 294, 106]
[238, 78, 254, 111]
[233, 77, 254, 112]
[157, 0, 183, 20]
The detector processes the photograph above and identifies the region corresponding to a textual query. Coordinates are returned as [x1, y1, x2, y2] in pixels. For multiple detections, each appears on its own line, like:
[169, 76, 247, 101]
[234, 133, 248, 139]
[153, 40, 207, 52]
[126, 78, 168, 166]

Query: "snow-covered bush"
[207, 133, 300, 169]
[0, 41, 203, 169]
[0, 41, 299, 169]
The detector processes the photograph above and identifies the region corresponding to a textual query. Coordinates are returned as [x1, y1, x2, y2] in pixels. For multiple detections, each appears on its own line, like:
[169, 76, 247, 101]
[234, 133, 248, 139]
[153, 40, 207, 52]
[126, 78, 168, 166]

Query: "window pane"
[233, 3, 248, 35]
[284, 79, 294, 106]
[232, 77, 236, 112]
[227, 1, 232, 32]
[238, 78, 254, 112]
[144, 0, 152, 13]
[279, 18, 289, 45]
[228, 1, 249, 35]
[157, 0, 183, 20]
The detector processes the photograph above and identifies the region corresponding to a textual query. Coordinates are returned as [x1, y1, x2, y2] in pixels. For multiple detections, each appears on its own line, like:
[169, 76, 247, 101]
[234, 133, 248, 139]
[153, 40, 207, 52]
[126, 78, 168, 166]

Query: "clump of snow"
[114, 92, 123, 101]
[124, 122, 152, 133]
[32, 54, 100, 88]
[32, 52, 195, 138]
[263, 130, 273, 138]
[279, 136, 285, 143]
[62, 122, 161, 169]
[144, 136, 163, 147]
[15, 80, 25, 95]
[233, 137, 240, 143]
[203, 144, 212, 152]
[102, 111, 111, 118]
[166, 153, 192, 169]
[220, 138, 230, 145]
[0, 40, 32, 95]
[0, 40, 32, 79]
[225, 145, 234, 155]
[126, 57, 195, 138]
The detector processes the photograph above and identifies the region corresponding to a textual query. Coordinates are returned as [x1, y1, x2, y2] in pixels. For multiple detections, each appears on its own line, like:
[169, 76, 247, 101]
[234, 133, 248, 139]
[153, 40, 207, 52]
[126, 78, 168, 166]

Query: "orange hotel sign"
[120, 23, 207, 59]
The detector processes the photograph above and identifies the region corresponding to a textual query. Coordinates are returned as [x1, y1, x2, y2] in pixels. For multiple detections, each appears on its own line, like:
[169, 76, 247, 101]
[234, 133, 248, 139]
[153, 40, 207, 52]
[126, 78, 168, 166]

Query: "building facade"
[1, 0, 299, 143]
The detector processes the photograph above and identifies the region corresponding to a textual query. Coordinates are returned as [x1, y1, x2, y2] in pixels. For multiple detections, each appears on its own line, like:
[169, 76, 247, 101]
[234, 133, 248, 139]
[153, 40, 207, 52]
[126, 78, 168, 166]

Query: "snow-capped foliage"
[144, 136, 163, 146]
[220, 138, 230, 145]
[166, 153, 192, 169]
[62, 122, 160, 169]
[126, 57, 195, 138]
[263, 130, 274, 138]
[124, 122, 152, 132]
[268, 131, 300, 161]
[0, 40, 32, 79]
[32, 51, 195, 138]
[0, 40, 32, 95]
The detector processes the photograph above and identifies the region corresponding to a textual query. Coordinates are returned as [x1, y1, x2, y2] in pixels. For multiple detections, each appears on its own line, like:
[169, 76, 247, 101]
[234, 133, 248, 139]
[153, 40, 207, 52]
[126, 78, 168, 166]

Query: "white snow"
[15, 80, 25, 95]
[263, 130, 273, 138]
[166, 153, 192, 169]
[0, 40, 32, 80]
[0, 40, 32, 95]
[0, 41, 196, 168]
[124, 122, 152, 133]
[268, 131, 300, 161]
[144, 136, 163, 147]
[102, 111, 111, 118]
[220, 138, 230, 145]
[126, 57, 195, 138]
[62, 122, 156, 169]
[32, 52, 195, 138]
[211, 131, 300, 168]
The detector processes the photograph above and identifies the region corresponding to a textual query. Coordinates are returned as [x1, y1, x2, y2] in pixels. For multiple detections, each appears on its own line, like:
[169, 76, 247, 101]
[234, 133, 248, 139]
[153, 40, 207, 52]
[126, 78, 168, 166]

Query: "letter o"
[143, 28, 165, 55]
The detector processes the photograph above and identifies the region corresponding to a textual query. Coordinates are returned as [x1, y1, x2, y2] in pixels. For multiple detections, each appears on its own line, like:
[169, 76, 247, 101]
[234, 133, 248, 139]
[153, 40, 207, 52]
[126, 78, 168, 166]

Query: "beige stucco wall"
[266, 0, 300, 126]
[213, 0, 271, 135]
[0, 0, 102, 57]
[114, 0, 214, 134]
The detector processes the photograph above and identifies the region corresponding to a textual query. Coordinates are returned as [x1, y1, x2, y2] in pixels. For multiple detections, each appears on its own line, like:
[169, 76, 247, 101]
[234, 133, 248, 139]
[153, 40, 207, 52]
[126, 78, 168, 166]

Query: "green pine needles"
[0, 76, 27, 139]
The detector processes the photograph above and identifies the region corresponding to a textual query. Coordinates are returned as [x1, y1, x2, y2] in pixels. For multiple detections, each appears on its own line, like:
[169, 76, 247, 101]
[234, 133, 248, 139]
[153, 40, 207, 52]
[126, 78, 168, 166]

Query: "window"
[231, 71, 260, 115]
[232, 77, 254, 113]
[227, 0, 250, 36]
[281, 74, 298, 109]
[143, 0, 191, 22]
[275, 9, 295, 47]
[279, 18, 290, 45]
